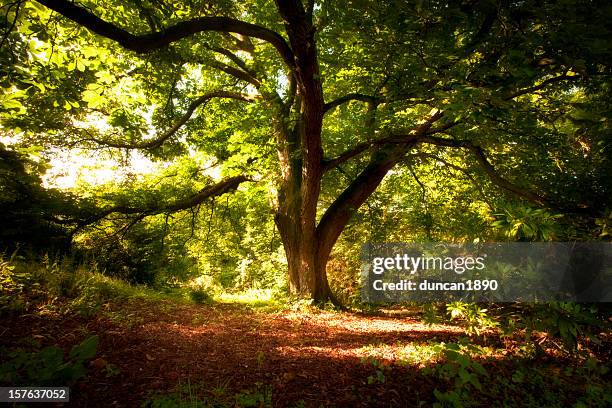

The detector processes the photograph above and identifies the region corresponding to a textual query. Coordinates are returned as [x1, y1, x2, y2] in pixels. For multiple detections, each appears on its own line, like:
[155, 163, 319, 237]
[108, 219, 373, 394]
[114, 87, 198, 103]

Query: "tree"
[2, 0, 610, 303]
[0, 143, 74, 251]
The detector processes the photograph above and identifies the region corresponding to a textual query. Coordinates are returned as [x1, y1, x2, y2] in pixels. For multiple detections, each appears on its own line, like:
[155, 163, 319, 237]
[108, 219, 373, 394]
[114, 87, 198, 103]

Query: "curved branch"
[323, 113, 547, 210]
[328, 125, 593, 214]
[503, 72, 577, 100]
[36, 0, 295, 67]
[75, 175, 251, 231]
[85, 90, 257, 149]
[323, 93, 379, 113]
[409, 135, 548, 206]
[415, 137, 597, 215]
[321, 111, 444, 172]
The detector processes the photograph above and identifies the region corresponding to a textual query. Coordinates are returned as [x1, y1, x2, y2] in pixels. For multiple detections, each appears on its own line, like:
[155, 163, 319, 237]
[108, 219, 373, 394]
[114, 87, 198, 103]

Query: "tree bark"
[273, 0, 332, 304]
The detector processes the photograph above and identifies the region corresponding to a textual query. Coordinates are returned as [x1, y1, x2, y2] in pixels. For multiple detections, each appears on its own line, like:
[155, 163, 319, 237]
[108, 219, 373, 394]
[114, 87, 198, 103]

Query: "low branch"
[396, 133, 596, 215]
[74, 175, 251, 232]
[37, 0, 295, 67]
[85, 90, 257, 149]
[324, 120, 549, 209]
[316, 111, 444, 260]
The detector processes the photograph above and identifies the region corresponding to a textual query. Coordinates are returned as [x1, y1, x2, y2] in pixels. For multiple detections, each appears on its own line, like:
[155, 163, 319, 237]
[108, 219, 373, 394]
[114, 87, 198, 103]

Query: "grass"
[1, 254, 193, 319]
[142, 379, 276, 408]
[2, 253, 291, 318]
[214, 288, 287, 312]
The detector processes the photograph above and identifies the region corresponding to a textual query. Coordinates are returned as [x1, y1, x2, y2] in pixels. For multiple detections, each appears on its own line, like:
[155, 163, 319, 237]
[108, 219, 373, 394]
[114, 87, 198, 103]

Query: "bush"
[189, 287, 213, 304]
[0, 335, 99, 386]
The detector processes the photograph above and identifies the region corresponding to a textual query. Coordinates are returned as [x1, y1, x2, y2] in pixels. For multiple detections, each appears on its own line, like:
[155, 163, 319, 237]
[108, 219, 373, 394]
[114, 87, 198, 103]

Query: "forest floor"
[3, 294, 611, 408]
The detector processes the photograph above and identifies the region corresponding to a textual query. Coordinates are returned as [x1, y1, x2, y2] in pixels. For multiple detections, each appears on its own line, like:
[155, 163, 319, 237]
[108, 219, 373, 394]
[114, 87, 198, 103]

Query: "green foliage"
[491, 204, 563, 241]
[0, 144, 73, 251]
[0, 335, 99, 386]
[429, 299, 608, 355]
[0, 251, 25, 312]
[446, 302, 499, 336]
[234, 384, 272, 408]
[514, 302, 606, 352]
[0, 251, 52, 314]
[423, 342, 489, 408]
[189, 286, 213, 305]
[143, 380, 204, 408]
[361, 356, 390, 385]
[0, 254, 192, 320]
[468, 359, 612, 408]
[216, 289, 287, 312]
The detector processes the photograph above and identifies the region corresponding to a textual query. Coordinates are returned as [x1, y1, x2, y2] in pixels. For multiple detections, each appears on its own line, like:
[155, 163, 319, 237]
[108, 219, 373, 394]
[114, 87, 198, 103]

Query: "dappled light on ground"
[2, 299, 470, 407]
[2, 298, 610, 407]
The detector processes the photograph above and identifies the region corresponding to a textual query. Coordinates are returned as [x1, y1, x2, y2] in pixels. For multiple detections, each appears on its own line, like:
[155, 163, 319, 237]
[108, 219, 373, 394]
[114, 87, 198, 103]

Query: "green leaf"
[69, 335, 99, 362]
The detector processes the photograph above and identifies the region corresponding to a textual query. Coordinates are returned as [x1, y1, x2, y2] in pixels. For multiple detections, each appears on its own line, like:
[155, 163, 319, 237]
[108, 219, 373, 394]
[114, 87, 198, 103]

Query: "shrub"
[189, 287, 213, 304]
[0, 335, 99, 386]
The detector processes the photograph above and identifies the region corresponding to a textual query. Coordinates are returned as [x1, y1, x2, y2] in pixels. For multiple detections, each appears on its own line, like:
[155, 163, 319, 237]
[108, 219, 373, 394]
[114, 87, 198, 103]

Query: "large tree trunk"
[274, 110, 332, 303]
[274, 166, 333, 303]
[274, 144, 409, 304]
[273, 0, 332, 303]
[273, 1, 444, 305]
[275, 213, 333, 303]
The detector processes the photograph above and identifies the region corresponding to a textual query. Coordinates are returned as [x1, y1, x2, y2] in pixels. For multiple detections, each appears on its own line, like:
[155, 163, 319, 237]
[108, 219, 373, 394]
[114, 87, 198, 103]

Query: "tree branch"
[379, 132, 595, 215]
[503, 72, 577, 100]
[36, 0, 295, 67]
[74, 175, 251, 231]
[410, 135, 548, 206]
[84, 90, 257, 149]
[323, 110, 549, 213]
[321, 111, 444, 172]
[323, 93, 379, 113]
[316, 111, 444, 260]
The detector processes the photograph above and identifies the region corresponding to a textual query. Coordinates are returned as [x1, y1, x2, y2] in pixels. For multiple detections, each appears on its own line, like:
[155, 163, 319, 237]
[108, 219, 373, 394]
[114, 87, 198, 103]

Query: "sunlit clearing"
[216, 289, 278, 306]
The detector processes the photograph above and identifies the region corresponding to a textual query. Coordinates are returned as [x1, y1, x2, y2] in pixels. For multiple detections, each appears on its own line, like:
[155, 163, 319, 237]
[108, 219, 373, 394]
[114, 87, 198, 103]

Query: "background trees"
[0, 0, 610, 302]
